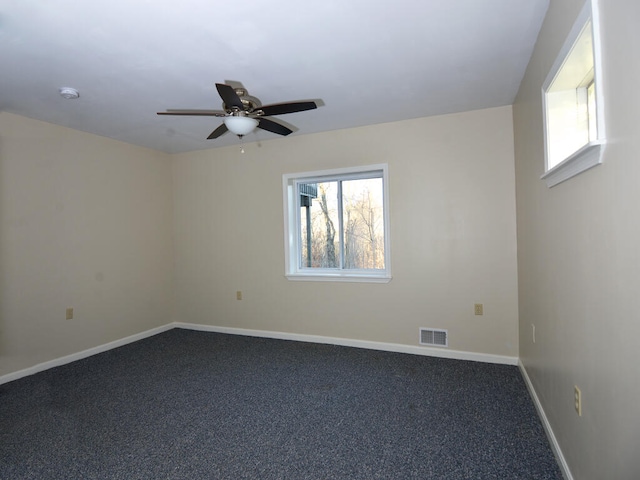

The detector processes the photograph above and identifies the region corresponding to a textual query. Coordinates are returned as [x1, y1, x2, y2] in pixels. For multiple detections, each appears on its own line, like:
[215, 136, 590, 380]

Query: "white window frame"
[282, 164, 391, 283]
[541, 0, 606, 188]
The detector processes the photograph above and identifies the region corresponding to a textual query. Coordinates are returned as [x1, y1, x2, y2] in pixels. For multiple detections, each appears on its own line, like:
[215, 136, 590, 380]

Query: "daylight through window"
[283, 165, 391, 282]
[544, 19, 596, 170]
[541, 0, 605, 187]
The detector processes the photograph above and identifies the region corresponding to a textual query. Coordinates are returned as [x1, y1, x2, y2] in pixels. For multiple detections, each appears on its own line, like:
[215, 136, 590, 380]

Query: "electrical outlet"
[66, 307, 74, 320]
[236, 291, 242, 301]
[474, 303, 483, 315]
[574, 385, 582, 416]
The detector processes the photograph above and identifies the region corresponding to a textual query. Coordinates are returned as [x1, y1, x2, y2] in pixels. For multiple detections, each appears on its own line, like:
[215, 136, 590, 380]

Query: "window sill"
[285, 273, 392, 283]
[541, 141, 605, 187]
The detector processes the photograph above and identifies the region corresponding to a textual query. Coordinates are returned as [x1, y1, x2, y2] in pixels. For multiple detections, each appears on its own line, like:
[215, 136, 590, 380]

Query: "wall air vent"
[419, 328, 448, 347]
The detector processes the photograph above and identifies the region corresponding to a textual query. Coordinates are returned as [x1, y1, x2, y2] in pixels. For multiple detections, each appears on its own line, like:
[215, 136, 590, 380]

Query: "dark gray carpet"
[0, 328, 562, 479]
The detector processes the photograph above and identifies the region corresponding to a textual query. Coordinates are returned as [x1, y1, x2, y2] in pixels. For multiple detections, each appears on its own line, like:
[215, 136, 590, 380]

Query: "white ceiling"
[0, 0, 549, 154]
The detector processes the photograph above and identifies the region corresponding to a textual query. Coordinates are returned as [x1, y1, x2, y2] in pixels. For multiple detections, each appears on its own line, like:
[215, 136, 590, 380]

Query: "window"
[283, 165, 391, 282]
[541, 0, 605, 187]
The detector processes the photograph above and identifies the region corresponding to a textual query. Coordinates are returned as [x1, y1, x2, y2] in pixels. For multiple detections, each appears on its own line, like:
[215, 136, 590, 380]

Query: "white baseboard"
[173, 322, 519, 365]
[0, 324, 174, 385]
[1, 321, 518, 386]
[519, 360, 573, 480]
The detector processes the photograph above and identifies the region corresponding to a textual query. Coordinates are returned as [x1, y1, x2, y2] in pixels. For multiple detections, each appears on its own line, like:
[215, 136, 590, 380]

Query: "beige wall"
[513, 0, 640, 478]
[0, 113, 174, 376]
[173, 106, 519, 357]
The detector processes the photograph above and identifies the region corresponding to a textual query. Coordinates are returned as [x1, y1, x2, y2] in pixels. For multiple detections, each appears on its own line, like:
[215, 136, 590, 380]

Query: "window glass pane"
[547, 89, 589, 167]
[342, 178, 385, 269]
[545, 20, 595, 169]
[299, 181, 339, 268]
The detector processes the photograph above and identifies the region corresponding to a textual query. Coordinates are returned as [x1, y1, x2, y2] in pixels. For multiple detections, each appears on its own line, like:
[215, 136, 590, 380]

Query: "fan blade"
[157, 110, 227, 117]
[216, 83, 244, 109]
[207, 123, 228, 139]
[257, 118, 293, 136]
[257, 101, 317, 116]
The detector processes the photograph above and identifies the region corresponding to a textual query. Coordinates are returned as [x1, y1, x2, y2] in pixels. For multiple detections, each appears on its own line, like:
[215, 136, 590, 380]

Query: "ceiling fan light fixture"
[159, 82, 321, 140]
[224, 116, 258, 136]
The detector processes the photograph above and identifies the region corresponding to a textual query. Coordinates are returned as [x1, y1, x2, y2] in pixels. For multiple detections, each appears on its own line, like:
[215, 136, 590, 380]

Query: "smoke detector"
[59, 87, 80, 99]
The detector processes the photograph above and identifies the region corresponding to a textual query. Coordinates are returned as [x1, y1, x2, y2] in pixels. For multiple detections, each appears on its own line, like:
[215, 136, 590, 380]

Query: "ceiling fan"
[157, 82, 321, 140]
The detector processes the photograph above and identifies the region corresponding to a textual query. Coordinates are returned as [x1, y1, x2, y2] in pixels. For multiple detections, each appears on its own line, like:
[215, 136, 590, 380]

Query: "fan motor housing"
[224, 89, 262, 113]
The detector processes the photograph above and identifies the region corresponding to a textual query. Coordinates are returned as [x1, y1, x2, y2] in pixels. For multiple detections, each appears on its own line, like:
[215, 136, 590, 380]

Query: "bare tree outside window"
[343, 178, 384, 269]
[299, 177, 385, 270]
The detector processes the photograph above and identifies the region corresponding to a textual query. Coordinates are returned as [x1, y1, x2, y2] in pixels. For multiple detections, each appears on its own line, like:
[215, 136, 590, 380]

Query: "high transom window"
[541, 0, 605, 187]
